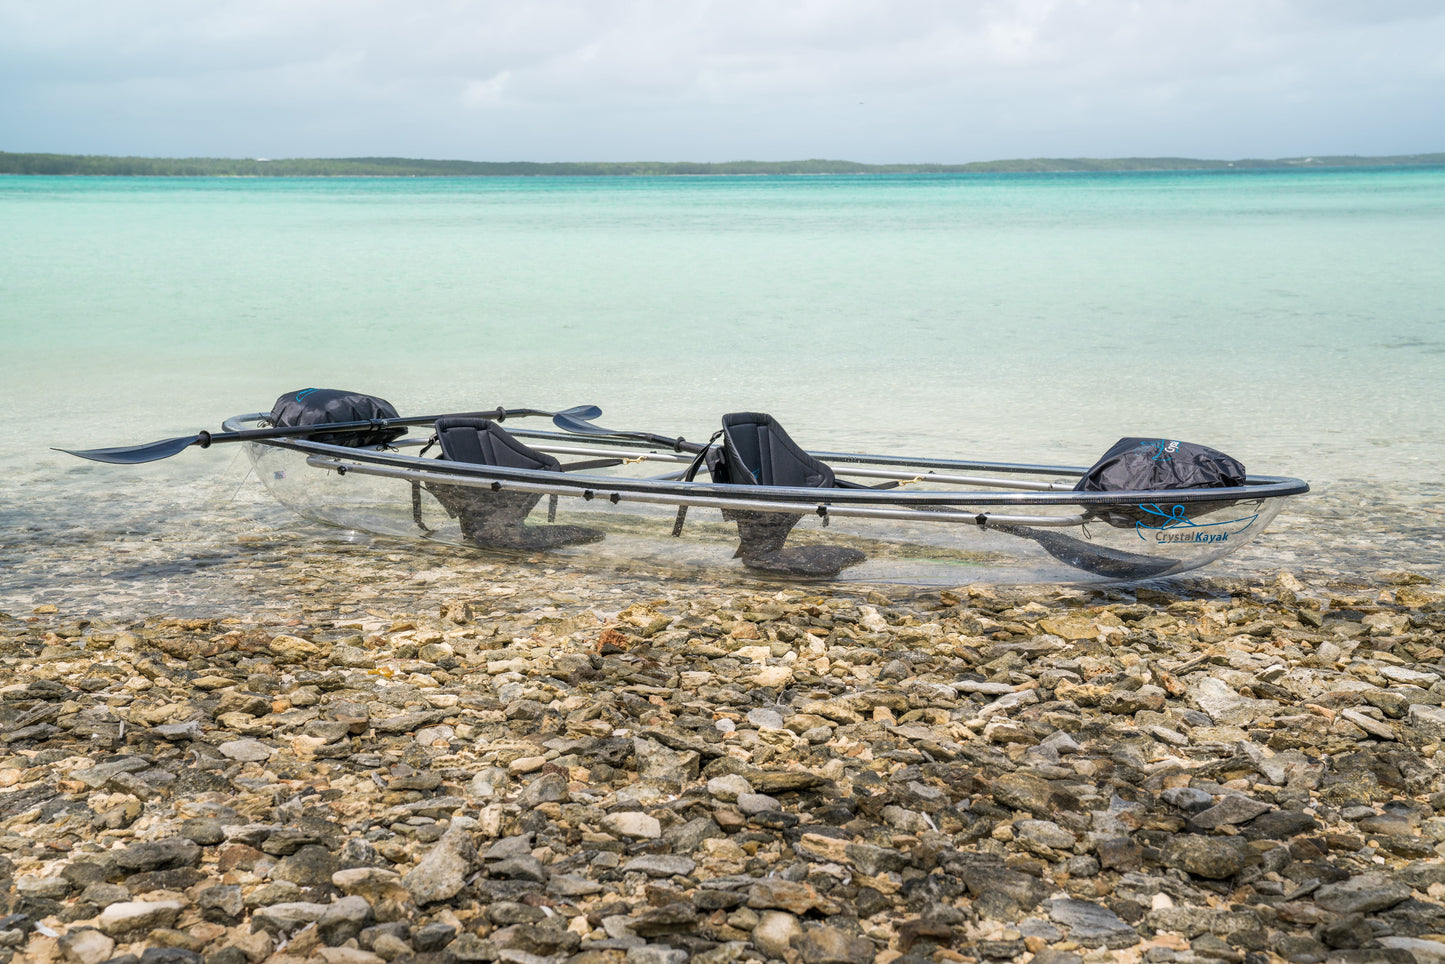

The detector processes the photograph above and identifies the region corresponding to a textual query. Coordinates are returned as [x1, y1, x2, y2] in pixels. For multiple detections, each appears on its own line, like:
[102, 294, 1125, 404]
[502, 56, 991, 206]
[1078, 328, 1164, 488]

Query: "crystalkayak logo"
[1134, 503, 1259, 543]
[1142, 439, 1181, 462]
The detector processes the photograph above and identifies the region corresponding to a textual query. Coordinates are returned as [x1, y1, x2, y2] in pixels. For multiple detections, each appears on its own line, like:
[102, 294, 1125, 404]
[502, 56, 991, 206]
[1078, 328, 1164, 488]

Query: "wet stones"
[2, 568, 1443, 962]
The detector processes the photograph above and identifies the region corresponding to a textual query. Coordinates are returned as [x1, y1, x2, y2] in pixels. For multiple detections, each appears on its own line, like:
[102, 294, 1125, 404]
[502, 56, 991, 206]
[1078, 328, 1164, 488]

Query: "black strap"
[557, 457, 625, 472]
[410, 433, 441, 533]
[411, 481, 434, 533]
[672, 430, 723, 537]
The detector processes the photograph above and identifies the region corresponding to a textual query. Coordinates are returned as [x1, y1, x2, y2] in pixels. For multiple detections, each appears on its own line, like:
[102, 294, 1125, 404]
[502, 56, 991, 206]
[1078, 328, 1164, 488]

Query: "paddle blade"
[53, 435, 203, 465]
[557, 404, 603, 421]
[552, 412, 611, 436]
[996, 524, 1180, 580]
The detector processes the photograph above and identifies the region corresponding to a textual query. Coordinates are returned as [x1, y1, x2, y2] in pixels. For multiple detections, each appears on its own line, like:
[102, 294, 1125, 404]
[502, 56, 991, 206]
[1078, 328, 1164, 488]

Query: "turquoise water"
[3, 169, 1443, 610]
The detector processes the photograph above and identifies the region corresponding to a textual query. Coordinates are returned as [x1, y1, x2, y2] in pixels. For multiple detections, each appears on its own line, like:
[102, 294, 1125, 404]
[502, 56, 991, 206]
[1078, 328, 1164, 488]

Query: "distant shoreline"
[2, 151, 1443, 177]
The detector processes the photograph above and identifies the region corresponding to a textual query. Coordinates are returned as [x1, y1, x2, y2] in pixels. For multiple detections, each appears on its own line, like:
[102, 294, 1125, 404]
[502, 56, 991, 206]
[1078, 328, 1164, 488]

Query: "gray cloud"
[2, 0, 1441, 160]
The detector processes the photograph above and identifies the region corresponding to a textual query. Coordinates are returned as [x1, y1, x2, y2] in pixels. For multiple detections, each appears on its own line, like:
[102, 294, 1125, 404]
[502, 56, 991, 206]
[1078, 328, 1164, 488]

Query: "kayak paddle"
[551, 412, 708, 454]
[990, 523, 1180, 579]
[57, 404, 604, 465]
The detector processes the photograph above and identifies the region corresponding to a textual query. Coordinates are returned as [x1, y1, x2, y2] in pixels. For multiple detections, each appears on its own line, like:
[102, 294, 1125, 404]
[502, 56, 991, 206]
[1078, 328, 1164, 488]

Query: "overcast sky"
[2, 0, 1441, 163]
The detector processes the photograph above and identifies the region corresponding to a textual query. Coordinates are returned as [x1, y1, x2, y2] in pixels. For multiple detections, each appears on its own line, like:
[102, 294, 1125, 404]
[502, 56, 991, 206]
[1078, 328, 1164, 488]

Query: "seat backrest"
[720, 412, 835, 488]
[433, 418, 561, 472]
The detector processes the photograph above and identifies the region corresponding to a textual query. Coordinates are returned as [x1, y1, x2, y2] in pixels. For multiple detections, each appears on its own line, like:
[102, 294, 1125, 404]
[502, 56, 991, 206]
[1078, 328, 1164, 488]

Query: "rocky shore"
[2, 564, 1445, 964]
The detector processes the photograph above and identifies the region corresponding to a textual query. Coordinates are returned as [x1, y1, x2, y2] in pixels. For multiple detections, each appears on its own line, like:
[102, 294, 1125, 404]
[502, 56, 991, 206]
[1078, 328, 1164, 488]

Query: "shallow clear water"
[3, 169, 1442, 614]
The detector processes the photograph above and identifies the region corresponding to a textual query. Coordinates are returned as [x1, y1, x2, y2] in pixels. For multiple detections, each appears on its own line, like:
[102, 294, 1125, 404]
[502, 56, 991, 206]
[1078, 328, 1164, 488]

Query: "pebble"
[0, 567, 1443, 963]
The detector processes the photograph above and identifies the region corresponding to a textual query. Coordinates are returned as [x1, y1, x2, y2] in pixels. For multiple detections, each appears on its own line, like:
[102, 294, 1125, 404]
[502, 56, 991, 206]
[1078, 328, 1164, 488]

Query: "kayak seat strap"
[715, 412, 864, 577]
[423, 417, 602, 549]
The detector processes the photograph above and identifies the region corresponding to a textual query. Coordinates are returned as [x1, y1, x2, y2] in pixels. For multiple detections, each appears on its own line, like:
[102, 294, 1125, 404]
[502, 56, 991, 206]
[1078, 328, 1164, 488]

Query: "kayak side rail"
[304, 456, 1092, 528]
[387, 439, 1071, 491]
[824, 465, 1074, 491]
[226, 415, 1310, 498]
[225, 414, 1088, 479]
[235, 417, 1310, 505]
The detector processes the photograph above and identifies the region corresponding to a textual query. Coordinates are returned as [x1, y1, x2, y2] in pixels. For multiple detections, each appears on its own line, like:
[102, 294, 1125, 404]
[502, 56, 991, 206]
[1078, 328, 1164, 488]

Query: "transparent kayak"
[223, 413, 1309, 586]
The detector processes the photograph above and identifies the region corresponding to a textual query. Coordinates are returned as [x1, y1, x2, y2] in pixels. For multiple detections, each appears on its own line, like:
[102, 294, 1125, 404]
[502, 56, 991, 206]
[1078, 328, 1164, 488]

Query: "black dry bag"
[268, 388, 406, 447]
[1074, 437, 1246, 528]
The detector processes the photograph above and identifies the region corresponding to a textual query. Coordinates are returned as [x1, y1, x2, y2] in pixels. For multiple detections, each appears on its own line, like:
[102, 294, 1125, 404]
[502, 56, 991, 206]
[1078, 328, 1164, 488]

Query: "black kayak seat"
[425, 418, 602, 550]
[435, 416, 562, 473]
[715, 412, 864, 578]
[720, 412, 837, 488]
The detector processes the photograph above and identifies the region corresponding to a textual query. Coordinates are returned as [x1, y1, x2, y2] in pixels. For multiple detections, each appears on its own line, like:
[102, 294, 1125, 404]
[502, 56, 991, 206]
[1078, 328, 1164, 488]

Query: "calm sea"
[3, 169, 1442, 613]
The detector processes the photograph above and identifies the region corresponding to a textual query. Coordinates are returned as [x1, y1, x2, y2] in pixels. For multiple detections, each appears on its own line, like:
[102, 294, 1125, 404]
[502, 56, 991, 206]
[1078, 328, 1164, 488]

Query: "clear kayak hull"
[228, 415, 1307, 585]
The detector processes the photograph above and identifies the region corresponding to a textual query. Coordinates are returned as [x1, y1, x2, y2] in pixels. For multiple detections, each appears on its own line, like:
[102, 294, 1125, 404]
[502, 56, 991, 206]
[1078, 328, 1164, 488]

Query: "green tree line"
[2, 151, 1442, 177]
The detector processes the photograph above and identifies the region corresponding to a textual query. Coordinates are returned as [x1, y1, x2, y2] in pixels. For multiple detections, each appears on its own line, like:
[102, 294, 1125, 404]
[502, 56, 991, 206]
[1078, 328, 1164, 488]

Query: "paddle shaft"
[551, 412, 708, 454]
[59, 405, 603, 464]
[203, 408, 559, 446]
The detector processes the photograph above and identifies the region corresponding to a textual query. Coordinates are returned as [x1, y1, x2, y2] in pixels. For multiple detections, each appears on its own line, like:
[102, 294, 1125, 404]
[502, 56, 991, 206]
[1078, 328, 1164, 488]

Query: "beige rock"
[601, 811, 661, 839]
[97, 900, 184, 938]
[752, 910, 803, 958]
[57, 928, 115, 964]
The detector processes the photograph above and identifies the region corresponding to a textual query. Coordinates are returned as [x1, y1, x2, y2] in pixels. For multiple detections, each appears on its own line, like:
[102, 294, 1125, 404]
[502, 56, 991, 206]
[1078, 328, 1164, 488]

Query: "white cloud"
[1, 0, 1441, 160]
[463, 70, 513, 108]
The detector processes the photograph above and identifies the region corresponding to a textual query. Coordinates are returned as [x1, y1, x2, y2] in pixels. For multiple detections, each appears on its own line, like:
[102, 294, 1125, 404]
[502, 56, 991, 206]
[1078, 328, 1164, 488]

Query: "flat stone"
[515, 771, 569, 808]
[491, 854, 548, 882]
[1379, 665, 1438, 686]
[737, 791, 782, 815]
[955, 680, 1018, 695]
[1014, 819, 1076, 853]
[403, 823, 478, 904]
[217, 738, 273, 762]
[72, 758, 148, 789]
[482, 833, 535, 861]
[152, 721, 204, 741]
[747, 879, 839, 915]
[749, 771, 829, 793]
[793, 923, 877, 963]
[707, 774, 754, 801]
[1243, 809, 1320, 840]
[1379, 937, 1445, 963]
[1313, 873, 1412, 915]
[1408, 705, 1445, 741]
[752, 910, 803, 958]
[950, 853, 1051, 912]
[1192, 677, 1276, 726]
[97, 900, 184, 938]
[273, 844, 341, 888]
[633, 735, 700, 787]
[1189, 794, 1273, 829]
[1158, 834, 1258, 879]
[57, 928, 116, 964]
[1039, 613, 1112, 640]
[317, 895, 372, 945]
[1160, 786, 1215, 813]
[746, 708, 786, 729]
[631, 902, 700, 938]
[1095, 837, 1144, 872]
[626, 945, 690, 964]
[251, 900, 330, 936]
[622, 854, 697, 878]
[546, 873, 604, 897]
[991, 772, 1055, 815]
[602, 811, 661, 839]
[197, 884, 244, 924]
[115, 838, 203, 872]
[16, 875, 70, 899]
[1047, 898, 1138, 947]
